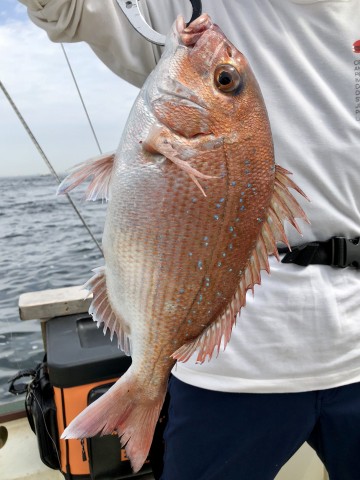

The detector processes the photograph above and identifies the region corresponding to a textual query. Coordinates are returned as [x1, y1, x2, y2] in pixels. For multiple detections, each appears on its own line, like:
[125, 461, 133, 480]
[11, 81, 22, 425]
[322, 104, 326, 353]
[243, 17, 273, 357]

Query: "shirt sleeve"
[18, 0, 164, 87]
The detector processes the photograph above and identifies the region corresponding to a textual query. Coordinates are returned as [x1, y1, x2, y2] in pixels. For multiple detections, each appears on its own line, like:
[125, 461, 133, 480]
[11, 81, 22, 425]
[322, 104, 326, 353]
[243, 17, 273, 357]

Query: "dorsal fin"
[172, 165, 309, 364]
[84, 267, 132, 355]
[57, 152, 116, 201]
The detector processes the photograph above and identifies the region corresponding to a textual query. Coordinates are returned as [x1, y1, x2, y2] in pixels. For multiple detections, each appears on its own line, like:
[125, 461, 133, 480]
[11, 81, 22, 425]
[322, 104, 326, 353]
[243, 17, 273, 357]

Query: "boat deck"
[1, 417, 62, 480]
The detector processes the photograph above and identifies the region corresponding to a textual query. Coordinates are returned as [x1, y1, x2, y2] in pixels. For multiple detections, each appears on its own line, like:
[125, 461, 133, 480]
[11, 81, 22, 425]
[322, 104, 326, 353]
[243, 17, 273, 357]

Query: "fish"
[58, 13, 308, 472]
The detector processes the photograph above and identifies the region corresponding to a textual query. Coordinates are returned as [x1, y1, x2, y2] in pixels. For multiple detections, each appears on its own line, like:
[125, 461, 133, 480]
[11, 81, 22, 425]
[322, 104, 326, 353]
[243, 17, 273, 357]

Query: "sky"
[0, 0, 139, 177]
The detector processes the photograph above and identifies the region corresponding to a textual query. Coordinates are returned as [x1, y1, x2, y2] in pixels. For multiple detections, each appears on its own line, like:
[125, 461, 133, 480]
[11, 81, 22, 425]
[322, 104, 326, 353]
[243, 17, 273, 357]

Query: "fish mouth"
[165, 13, 213, 52]
[147, 15, 211, 125]
[175, 14, 213, 47]
[155, 16, 213, 111]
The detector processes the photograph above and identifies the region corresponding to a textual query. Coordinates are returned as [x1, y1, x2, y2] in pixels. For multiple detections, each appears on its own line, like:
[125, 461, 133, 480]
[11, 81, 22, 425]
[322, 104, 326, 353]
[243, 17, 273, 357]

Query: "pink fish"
[58, 14, 308, 472]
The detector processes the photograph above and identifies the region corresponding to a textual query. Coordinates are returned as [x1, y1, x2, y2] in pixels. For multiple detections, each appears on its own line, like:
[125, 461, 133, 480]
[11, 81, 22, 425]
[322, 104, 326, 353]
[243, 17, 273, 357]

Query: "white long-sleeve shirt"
[20, 0, 360, 393]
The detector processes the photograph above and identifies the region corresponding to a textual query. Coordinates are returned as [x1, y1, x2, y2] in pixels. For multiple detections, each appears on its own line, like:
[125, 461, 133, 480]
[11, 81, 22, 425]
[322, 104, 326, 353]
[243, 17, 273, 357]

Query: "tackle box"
[46, 312, 152, 479]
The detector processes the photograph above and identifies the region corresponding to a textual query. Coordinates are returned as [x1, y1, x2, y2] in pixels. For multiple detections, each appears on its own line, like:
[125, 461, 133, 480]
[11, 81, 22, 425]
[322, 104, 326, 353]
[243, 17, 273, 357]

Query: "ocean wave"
[0, 174, 106, 404]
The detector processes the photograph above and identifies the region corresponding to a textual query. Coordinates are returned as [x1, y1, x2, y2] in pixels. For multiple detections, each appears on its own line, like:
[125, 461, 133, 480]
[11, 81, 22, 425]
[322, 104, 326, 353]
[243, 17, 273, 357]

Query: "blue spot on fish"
[231, 181, 236, 186]
[214, 215, 219, 220]
[198, 260, 203, 270]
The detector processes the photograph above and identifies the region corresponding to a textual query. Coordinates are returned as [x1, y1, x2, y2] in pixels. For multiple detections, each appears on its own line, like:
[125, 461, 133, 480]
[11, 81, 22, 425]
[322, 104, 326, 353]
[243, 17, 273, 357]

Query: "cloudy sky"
[0, 0, 139, 177]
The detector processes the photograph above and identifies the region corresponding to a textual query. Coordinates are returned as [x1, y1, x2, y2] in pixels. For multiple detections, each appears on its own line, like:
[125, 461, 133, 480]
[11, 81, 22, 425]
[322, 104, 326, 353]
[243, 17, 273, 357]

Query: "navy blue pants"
[160, 376, 360, 480]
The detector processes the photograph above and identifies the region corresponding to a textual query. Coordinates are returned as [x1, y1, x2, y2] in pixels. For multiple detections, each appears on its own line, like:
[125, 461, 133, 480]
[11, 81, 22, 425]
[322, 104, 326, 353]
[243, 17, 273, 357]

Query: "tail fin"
[57, 152, 115, 201]
[61, 369, 166, 473]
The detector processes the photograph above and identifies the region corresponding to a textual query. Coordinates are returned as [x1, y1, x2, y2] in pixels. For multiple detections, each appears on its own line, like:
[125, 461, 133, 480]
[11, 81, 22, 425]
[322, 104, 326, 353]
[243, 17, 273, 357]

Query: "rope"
[0, 79, 104, 257]
[60, 44, 103, 155]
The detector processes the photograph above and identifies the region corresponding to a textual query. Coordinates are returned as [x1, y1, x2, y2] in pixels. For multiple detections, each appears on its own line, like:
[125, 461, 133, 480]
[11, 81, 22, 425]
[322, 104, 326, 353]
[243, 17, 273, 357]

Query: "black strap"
[8, 368, 37, 395]
[279, 237, 360, 268]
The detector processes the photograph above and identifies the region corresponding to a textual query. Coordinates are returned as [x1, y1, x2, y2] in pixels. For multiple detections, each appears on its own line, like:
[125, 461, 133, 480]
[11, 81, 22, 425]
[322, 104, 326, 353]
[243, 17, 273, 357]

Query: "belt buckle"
[331, 237, 360, 268]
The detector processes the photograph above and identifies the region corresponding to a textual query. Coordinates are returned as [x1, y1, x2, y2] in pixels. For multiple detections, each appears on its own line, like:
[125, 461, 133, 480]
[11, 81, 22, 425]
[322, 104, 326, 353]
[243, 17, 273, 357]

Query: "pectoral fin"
[57, 152, 116, 201]
[143, 125, 218, 196]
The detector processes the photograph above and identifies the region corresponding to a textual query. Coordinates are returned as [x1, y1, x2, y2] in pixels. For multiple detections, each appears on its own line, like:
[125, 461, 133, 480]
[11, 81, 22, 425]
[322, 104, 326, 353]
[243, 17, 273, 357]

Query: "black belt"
[278, 237, 360, 268]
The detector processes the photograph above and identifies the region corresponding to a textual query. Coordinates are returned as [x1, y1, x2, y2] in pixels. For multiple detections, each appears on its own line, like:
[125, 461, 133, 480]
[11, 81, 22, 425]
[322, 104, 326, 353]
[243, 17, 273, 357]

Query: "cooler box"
[46, 313, 152, 480]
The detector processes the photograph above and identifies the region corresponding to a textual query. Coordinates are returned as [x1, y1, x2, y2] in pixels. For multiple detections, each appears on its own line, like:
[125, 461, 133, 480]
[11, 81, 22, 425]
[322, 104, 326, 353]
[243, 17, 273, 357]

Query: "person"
[19, 1, 360, 479]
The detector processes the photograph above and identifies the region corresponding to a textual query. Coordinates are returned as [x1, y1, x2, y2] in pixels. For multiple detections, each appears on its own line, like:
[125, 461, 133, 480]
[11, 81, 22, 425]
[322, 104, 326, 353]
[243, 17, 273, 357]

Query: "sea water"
[0, 175, 105, 405]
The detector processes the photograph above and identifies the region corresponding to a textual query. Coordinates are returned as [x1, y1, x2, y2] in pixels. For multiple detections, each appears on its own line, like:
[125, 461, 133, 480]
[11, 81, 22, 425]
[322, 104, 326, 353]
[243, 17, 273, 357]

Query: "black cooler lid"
[46, 313, 132, 388]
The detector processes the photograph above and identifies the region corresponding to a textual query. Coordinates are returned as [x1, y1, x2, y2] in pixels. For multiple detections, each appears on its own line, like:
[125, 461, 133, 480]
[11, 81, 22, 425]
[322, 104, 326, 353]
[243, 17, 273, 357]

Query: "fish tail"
[57, 152, 115, 201]
[61, 369, 166, 473]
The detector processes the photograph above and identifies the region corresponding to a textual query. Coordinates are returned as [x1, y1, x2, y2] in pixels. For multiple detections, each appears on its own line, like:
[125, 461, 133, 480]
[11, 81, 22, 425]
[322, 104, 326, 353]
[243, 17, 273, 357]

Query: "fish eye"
[214, 64, 243, 94]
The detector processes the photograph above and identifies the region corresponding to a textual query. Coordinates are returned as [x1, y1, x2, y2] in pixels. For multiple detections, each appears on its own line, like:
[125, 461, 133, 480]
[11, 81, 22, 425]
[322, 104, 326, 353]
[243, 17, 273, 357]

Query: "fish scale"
[57, 13, 308, 472]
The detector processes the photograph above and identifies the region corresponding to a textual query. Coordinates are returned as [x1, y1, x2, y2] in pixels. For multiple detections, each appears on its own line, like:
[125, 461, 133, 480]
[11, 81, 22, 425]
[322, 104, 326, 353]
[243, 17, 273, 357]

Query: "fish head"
[149, 14, 269, 140]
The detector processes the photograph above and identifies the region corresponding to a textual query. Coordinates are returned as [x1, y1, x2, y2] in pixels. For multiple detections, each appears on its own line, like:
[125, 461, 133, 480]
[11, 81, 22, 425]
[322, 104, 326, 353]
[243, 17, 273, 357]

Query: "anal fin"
[84, 267, 131, 355]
